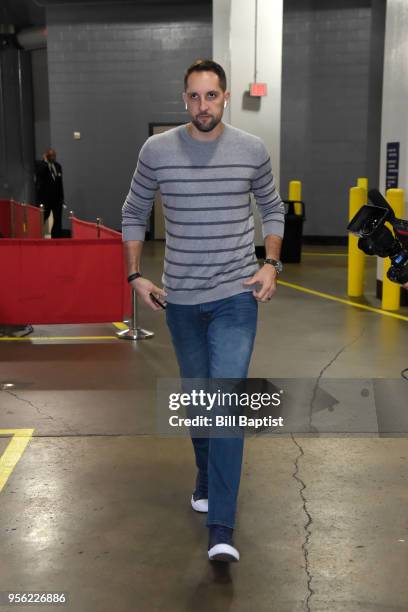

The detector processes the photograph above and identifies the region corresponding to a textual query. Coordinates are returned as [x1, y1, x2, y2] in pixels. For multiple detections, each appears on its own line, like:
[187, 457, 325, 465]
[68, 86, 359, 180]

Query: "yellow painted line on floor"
[277, 279, 408, 322]
[0, 429, 34, 493]
[302, 252, 348, 257]
[0, 336, 118, 341]
[112, 322, 128, 331]
[0, 323, 128, 341]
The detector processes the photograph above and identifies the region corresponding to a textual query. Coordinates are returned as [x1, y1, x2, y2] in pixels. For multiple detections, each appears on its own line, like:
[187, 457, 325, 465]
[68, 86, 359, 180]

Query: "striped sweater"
[122, 123, 285, 305]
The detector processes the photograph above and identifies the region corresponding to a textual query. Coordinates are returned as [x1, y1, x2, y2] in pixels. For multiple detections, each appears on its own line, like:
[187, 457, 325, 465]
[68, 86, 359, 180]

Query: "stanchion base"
[116, 327, 154, 340]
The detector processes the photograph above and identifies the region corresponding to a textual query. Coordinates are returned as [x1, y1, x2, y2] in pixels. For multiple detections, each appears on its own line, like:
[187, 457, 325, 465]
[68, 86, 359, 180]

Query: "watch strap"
[128, 272, 142, 283]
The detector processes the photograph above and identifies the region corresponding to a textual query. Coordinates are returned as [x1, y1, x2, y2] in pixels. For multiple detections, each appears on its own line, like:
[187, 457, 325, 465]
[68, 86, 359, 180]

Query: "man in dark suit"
[35, 148, 64, 238]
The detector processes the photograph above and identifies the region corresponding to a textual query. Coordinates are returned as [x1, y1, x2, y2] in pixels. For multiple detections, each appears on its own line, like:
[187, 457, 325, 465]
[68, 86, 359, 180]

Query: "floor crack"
[1, 389, 78, 435]
[291, 433, 314, 612]
[309, 329, 365, 429]
[293, 330, 366, 609]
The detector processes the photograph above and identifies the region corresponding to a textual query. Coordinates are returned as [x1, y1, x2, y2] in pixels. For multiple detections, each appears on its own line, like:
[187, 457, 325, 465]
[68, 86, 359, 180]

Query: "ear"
[224, 91, 231, 107]
[182, 92, 188, 110]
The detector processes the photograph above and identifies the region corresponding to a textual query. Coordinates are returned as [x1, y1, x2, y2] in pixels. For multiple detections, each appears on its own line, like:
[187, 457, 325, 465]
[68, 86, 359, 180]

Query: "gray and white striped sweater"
[122, 123, 285, 305]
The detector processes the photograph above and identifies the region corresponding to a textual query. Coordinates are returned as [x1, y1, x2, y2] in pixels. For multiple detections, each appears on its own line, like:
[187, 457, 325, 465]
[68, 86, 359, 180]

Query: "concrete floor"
[1, 242, 408, 612]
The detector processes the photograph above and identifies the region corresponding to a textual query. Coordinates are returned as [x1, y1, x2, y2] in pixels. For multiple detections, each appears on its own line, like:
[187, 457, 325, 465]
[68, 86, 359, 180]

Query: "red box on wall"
[250, 83, 267, 97]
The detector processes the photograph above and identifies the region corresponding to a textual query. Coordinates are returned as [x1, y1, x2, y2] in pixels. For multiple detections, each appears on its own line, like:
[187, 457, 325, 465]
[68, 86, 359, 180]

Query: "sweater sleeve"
[121, 139, 158, 242]
[251, 143, 285, 239]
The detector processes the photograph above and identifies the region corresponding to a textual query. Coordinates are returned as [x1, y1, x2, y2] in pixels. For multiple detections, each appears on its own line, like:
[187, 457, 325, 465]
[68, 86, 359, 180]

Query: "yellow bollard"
[348, 186, 366, 297]
[289, 180, 302, 215]
[382, 188, 405, 311]
[357, 177, 368, 191]
[356, 177, 368, 221]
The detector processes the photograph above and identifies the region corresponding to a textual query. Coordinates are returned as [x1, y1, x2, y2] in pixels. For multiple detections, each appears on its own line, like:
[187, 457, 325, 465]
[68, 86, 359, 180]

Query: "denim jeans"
[166, 291, 258, 529]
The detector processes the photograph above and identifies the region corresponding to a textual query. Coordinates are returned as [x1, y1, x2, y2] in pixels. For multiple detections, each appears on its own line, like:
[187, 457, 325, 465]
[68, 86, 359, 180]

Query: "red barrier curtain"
[71, 217, 122, 240]
[25, 204, 42, 238]
[0, 200, 12, 237]
[14, 203, 26, 238]
[0, 200, 42, 238]
[71, 216, 98, 239]
[0, 239, 130, 324]
[99, 225, 121, 239]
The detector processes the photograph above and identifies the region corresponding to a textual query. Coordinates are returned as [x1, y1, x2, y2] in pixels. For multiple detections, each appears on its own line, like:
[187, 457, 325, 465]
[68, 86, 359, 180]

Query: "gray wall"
[281, 0, 385, 237]
[46, 3, 212, 230]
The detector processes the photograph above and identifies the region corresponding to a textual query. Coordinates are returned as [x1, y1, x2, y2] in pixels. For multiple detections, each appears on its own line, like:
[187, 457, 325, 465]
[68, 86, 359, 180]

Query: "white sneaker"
[191, 494, 208, 513]
[208, 525, 239, 562]
[208, 543, 240, 562]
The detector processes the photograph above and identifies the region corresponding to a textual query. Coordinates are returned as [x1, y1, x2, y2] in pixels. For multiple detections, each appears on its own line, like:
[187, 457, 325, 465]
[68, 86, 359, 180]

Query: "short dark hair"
[184, 59, 227, 92]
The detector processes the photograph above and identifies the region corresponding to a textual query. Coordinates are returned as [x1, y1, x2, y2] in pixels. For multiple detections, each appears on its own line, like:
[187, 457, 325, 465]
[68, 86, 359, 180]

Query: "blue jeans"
[166, 291, 258, 529]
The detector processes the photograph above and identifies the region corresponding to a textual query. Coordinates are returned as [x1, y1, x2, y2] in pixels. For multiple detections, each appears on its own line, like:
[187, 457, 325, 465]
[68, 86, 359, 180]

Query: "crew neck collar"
[180, 123, 228, 146]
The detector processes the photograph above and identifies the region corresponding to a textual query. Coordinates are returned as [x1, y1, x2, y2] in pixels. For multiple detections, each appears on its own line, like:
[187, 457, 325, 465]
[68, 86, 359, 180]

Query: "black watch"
[263, 258, 283, 274]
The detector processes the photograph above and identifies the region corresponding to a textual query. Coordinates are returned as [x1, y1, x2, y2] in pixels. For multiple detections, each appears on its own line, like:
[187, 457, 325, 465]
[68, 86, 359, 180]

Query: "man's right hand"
[130, 277, 167, 311]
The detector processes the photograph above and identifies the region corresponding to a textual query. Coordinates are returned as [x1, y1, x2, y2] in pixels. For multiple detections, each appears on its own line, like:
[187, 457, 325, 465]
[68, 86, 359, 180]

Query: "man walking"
[122, 59, 285, 562]
[35, 148, 64, 238]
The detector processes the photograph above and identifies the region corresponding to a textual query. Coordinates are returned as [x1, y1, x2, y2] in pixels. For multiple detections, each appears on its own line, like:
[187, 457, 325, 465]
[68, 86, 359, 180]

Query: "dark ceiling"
[0, 0, 211, 29]
[0, 0, 45, 28]
[38, 0, 210, 2]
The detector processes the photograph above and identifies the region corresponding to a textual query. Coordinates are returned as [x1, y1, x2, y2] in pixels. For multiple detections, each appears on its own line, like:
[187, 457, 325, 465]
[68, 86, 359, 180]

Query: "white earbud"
[224, 101, 227, 109]
[185, 104, 188, 110]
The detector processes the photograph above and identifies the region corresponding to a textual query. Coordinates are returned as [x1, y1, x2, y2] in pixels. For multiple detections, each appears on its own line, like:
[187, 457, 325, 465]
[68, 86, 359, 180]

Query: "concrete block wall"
[281, 0, 383, 238]
[46, 4, 212, 230]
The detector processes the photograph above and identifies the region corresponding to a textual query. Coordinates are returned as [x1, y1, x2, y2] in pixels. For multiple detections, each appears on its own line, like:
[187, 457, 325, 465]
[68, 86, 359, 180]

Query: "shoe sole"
[208, 543, 240, 562]
[191, 495, 208, 513]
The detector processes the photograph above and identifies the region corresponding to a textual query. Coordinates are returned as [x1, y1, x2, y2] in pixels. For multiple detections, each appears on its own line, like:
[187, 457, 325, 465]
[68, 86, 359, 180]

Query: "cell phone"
[149, 292, 166, 309]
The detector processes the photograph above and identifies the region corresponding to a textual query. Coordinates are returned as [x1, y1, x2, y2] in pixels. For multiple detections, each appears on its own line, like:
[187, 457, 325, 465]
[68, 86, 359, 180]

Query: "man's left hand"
[243, 265, 277, 302]
[403, 282, 408, 289]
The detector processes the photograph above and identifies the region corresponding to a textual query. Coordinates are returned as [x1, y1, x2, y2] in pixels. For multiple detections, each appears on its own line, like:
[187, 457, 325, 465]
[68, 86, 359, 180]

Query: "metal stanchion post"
[96, 217, 102, 238]
[23, 203, 28, 237]
[117, 289, 154, 340]
[69, 210, 74, 237]
[62, 203, 68, 235]
[39, 204, 45, 238]
[10, 199, 16, 238]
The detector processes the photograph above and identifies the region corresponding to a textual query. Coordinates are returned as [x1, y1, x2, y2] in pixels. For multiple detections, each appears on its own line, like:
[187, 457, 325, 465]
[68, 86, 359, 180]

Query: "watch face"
[265, 259, 283, 273]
